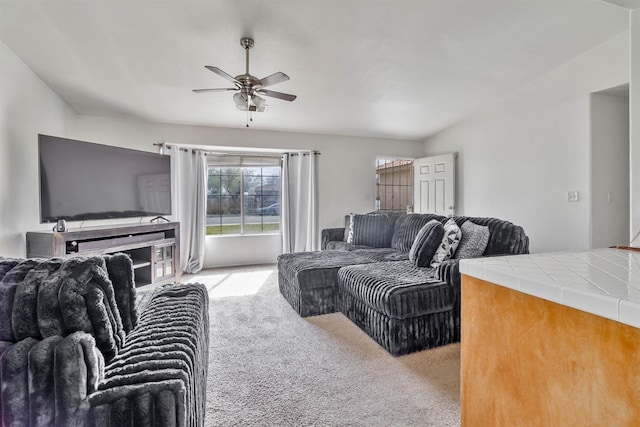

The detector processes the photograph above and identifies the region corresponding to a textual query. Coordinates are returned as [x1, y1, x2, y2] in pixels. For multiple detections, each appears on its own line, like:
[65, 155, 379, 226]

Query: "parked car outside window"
[256, 202, 280, 216]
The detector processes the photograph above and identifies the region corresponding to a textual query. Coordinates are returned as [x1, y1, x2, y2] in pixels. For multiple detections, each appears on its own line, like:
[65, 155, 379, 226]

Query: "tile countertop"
[459, 248, 640, 329]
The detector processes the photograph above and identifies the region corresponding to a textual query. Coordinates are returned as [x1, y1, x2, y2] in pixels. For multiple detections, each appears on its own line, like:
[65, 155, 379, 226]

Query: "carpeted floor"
[185, 264, 461, 427]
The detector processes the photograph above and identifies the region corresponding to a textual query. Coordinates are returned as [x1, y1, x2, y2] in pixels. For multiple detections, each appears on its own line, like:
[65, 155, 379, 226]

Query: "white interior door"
[413, 153, 456, 216]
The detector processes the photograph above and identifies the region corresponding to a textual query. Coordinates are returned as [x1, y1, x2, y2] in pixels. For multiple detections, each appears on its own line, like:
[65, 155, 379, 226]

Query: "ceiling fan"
[193, 37, 297, 125]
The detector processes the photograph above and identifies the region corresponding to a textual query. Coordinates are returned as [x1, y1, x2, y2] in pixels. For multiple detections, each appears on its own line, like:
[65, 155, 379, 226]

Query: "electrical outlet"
[567, 191, 579, 202]
[608, 190, 614, 202]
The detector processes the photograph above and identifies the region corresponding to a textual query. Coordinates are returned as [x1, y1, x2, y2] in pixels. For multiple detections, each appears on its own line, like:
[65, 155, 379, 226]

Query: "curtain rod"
[153, 142, 189, 152]
[153, 142, 320, 156]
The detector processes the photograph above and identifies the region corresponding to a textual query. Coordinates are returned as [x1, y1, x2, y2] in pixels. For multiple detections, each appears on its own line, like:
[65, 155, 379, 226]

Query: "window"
[206, 155, 281, 235]
[375, 158, 413, 212]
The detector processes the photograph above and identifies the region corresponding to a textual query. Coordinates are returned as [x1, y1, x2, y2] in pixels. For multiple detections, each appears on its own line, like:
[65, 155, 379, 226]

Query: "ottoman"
[277, 251, 376, 317]
[338, 261, 455, 356]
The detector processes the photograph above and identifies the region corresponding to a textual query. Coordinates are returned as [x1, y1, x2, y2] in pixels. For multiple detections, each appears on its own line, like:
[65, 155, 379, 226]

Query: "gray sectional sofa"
[0, 254, 209, 426]
[279, 212, 529, 356]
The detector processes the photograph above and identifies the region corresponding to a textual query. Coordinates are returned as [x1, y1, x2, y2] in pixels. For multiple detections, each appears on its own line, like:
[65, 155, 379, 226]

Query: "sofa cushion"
[391, 214, 446, 252]
[55, 257, 125, 361]
[348, 214, 394, 248]
[12, 260, 63, 341]
[409, 220, 444, 267]
[104, 254, 138, 334]
[337, 261, 453, 319]
[277, 251, 376, 291]
[454, 217, 529, 255]
[0, 337, 39, 426]
[0, 259, 42, 342]
[431, 218, 462, 268]
[325, 241, 372, 251]
[455, 220, 490, 259]
[351, 248, 410, 262]
[0, 257, 125, 362]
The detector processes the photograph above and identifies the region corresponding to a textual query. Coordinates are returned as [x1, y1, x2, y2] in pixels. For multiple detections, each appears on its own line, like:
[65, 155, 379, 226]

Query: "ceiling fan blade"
[258, 72, 290, 88]
[257, 89, 297, 102]
[204, 66, 240, 86]
[192, 88, 238, 93]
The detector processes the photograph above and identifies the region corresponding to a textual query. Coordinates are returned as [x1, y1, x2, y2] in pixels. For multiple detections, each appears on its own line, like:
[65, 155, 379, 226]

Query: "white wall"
[423, 32, 629, 253]
[590, 92, 630, 248]
[0, 41, 77, 257]
[631, 9, 640, 243]
[74, 116, 424, 267]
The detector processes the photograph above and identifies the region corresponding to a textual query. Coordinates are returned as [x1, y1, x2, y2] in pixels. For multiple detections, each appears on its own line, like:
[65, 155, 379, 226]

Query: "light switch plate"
[567, 191, 579, 202]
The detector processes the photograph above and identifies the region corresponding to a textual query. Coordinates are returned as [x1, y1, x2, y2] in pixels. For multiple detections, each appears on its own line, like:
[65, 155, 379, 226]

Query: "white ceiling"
[0, 0, 630, 140]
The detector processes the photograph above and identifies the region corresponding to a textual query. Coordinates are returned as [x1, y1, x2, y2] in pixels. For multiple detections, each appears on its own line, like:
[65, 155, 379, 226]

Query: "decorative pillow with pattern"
[409, 220, 445, 268]
[345, 214, 355, 243]
[455, 220, 490, 259]
[430, 218, 462, 267]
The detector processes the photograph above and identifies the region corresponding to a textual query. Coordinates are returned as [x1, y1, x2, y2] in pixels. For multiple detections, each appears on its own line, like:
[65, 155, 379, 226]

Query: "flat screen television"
[39, 134, 171, 223]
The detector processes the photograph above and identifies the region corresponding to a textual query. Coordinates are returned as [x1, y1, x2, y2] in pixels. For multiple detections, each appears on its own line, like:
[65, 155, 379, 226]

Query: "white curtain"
[167, 146, 207, 273]
[281, 151, 318, 253]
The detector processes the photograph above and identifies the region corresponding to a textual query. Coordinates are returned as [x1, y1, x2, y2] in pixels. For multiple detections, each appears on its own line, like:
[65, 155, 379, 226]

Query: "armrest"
[89, 283, 209, 427]
[321, 227, 345, 250]
[435, 259, 460, 287]
[7, 333, 104, 427]
[435, 259, 461, 341]
[88, 380, 186, 426]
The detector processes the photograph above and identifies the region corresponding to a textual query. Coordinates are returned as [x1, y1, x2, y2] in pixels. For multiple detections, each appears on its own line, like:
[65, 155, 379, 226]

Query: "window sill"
[206, 232, 282, 238]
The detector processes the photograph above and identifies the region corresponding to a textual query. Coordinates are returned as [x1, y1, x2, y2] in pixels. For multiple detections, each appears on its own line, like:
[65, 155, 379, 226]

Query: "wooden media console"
[26, 222, 180, 287]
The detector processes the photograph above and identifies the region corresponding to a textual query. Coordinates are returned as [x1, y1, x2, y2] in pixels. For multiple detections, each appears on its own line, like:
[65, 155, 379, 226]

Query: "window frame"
[206, 155, 282, 236]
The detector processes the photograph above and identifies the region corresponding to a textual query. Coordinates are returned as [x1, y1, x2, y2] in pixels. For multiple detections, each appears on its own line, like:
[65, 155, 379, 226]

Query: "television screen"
[39, 134, 171, 223]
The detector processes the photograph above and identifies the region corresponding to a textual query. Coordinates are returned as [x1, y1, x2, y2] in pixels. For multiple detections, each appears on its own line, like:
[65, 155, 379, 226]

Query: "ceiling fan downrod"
[242, 38, 254, 128]
[241, 37, 254, 76]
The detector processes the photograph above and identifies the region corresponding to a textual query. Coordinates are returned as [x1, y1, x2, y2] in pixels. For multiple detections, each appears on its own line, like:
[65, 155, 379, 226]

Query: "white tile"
[561, 287, 620, 323]
[558, 276, 597, 287]
[519, 276, 562, 304]
[619, 301, 640, 329]
[520, 272, 554, 282]
[463, 261, 486, 281]
[458, 259, 469, 275]
[484, 267, 519, 291]
[462, 248, 640, 329]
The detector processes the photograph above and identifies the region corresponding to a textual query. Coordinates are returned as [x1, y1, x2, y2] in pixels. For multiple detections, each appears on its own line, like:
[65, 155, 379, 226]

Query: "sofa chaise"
[0, 254, 209, 427]
[279, 212, 529, 356]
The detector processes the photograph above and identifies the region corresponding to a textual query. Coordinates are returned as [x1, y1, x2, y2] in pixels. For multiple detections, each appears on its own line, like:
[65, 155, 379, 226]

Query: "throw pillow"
[409, 220, 445, 268]
[351, 214, 393, 248]
[431, 218, 462, 268]
[391, 214, 445, 252]
[455, 220, 490, 259]
[345, 214, 355, 243]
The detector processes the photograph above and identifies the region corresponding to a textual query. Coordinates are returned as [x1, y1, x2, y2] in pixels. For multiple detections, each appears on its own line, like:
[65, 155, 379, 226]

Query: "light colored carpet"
[185, 264, 461, 427]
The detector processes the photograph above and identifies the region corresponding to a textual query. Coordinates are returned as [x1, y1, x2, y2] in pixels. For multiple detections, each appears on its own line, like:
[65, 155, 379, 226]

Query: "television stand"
[26, 222, 181, 287]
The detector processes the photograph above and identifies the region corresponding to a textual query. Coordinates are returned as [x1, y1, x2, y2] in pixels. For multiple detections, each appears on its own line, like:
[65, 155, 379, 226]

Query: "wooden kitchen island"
[460, 248, 640, 426]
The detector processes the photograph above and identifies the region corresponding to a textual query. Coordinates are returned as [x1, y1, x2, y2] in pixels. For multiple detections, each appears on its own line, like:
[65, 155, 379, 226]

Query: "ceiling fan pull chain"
[246, 94, 252, 127]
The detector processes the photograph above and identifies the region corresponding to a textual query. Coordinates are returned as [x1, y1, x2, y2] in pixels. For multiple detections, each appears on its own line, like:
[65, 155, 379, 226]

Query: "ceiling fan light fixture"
[252, 95, 268, 112]
[233, 92, 248, 110]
